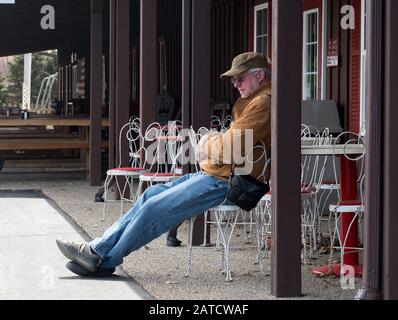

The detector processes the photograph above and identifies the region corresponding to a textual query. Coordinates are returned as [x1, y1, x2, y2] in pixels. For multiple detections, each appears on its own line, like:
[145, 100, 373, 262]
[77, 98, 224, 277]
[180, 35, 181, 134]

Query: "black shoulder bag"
[226, 170, 270, 212]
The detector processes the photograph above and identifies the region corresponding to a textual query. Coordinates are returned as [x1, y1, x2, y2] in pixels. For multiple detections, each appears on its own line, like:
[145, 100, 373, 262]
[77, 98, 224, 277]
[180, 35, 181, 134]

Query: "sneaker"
[94, 193, 105, 203]
[56, 238, 101, 272]
[66, 261, 115, 277]
[166, 236, 182, 247]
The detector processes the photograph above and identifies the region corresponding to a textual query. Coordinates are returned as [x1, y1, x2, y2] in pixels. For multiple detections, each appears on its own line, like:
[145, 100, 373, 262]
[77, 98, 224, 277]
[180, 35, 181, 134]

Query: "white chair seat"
[329, 202, 364, 213]
[139, 173, 182, 183]
[107, 168, 147, 176]
[320, 183, 340, 190]
[300, 191, 316, 200]
[210, 205, 240, 211]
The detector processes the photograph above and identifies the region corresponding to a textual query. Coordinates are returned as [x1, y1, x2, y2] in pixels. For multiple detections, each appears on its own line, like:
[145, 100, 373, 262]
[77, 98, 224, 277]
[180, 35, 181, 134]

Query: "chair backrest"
[188, 126, 211, 173]
[301, 127, 334, 194]
[246, 139, 270, 183]
[117, 116, 143, 168]
[127, 117, 143, 168]
[210, 115, 233, 133]
[331, 131, 366, 204]
[142, 120, 184, 175]
[164, 120, 183, 174]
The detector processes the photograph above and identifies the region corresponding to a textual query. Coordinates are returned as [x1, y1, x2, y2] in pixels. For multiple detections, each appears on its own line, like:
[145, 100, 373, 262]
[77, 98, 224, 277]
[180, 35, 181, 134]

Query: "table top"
[301, 144, 365, 156]
[0, 117, 110, 127]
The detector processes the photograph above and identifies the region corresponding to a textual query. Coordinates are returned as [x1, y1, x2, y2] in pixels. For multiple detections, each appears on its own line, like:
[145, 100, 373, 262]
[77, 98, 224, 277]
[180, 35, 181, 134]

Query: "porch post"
[115, 0, 130, 170]
[108, 0, 117, 171]
[182, 0, 191, 172]
[89, 0, 103, 186]
[382, 0, 398, 300]
[140, 0, 157, 135]
[271, 0, 302, 297]
[356, 0, 384, 301]
[191, 0, 211, 130]
[190, 0, 212, 246]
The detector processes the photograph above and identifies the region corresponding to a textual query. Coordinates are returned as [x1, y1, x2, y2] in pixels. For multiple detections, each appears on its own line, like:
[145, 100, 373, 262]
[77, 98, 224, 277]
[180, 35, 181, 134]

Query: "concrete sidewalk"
[0, 191, 151, 300]
[0, 173, 359, 300]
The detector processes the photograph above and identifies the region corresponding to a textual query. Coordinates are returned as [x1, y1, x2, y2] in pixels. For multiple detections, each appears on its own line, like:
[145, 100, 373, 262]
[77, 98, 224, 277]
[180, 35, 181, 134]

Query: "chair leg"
[101, 175, 113, 222]
[202, 211, 209, 247]
[185, 216, 196, 278]
[213, 209, 240, 282]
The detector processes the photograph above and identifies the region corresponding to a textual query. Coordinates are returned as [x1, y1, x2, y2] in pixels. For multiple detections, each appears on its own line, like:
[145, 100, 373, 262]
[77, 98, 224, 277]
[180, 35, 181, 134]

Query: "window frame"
[302, 8, 320, 101]
[360, 0, 367, 136]
[254, 3, 269, 58]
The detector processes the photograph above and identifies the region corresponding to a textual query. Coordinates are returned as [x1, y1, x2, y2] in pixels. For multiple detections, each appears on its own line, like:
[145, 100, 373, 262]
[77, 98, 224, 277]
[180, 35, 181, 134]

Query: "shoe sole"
[66, 261, 115, 277]
[56, 239, 99, 272]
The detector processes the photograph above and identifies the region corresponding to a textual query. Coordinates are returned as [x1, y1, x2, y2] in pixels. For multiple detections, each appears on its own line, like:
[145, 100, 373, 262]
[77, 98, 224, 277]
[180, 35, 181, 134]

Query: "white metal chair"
[185, 134, 270, 281]
[300, 127, 334, 263]
[102, 117, 147, 221]
[137, 120, 184, 196]
[327, 131, 366, 273]
[254, 187, 272, 275]
[255, 126, 334, 267]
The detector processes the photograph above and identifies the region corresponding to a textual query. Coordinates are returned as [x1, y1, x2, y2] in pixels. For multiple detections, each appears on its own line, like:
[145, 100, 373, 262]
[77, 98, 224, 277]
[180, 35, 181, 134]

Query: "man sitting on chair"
[56, 52, 272, 276]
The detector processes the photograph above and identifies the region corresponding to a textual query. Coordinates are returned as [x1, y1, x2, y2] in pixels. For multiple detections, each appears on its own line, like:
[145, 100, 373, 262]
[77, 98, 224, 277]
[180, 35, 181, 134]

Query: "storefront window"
[303, 9, 319, 100]
[254, 3, 268, 57]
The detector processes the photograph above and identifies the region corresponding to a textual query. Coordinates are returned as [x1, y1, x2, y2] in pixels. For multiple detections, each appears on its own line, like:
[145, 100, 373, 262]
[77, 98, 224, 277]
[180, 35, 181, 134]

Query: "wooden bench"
[0, 138, 109, 151]
[0, 117, 110, 176]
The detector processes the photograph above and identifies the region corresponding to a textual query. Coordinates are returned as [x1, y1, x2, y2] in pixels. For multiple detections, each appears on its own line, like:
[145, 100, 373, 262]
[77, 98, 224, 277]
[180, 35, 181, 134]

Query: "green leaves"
[0, 75, 7, 107]
[5, 51, 57, 107]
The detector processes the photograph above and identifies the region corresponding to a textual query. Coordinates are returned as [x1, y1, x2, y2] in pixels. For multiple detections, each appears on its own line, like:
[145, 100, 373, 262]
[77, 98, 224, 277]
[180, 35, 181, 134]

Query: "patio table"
[302, 143, 365, 277]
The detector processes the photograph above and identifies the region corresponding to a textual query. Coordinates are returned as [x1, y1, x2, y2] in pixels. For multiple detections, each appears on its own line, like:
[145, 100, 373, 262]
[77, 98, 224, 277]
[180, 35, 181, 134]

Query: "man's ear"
[258, 70, 266, 82]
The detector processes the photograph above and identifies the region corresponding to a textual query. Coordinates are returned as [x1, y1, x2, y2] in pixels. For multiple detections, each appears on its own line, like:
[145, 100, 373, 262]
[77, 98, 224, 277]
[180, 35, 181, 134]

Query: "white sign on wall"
[0, 0, 16, 4]
[327, 56, 339, 67]
[327, 39, 339, 68]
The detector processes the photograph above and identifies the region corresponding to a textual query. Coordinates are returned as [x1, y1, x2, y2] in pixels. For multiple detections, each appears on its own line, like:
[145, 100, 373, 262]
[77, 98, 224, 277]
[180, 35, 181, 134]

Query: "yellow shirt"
[201, 82, 271, 181]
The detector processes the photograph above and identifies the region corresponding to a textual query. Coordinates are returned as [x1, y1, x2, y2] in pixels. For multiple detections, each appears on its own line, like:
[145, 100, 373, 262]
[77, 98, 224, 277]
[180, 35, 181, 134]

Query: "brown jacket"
[201, 82, 271, 181]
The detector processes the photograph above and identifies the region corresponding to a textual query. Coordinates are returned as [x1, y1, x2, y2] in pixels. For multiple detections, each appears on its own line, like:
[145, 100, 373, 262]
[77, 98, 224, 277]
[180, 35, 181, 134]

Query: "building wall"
[211, 0, 249, 111]
[348, 0, 362, 133]
[246, 0, 364, 133]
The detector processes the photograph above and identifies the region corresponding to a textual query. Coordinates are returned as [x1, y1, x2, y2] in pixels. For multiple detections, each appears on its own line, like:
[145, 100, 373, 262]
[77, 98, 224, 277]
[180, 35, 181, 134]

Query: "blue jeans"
[91, 172, 228, 268]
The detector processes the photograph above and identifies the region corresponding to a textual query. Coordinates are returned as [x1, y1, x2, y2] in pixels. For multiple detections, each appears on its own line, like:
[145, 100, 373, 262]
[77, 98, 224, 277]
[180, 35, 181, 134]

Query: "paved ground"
[0, 190, 151, 300]
[0, 172, 360, 300]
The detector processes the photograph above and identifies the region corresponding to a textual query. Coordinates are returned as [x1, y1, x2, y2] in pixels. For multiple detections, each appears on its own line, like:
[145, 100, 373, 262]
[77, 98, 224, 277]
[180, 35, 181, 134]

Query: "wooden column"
[382, 0, 398, 300]
[140, 0, 157, 135]
[183, 0, 212, 246]
[115, 0, 130, 170]
[182, 0, 191, 136]
[182, 0, 192, 177]
[89, 0, 103, 186]
[356, 0, 383, 301]
[191, 0, 211, 130]
[271, 0, 302, 297]
[108, 0, 117, 171]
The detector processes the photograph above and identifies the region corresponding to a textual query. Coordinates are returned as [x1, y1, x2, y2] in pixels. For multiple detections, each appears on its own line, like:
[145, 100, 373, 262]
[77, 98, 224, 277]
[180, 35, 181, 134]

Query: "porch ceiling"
[0, 0, 90, 57]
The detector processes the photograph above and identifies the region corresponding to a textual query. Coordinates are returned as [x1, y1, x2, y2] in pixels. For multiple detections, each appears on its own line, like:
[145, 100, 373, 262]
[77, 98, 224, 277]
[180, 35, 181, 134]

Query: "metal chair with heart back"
[102, 117, 147, 221]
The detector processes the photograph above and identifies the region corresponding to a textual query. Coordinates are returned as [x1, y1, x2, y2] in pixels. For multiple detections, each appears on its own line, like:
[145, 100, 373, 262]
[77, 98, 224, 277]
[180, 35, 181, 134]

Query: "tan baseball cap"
[220, 52, 268, 79]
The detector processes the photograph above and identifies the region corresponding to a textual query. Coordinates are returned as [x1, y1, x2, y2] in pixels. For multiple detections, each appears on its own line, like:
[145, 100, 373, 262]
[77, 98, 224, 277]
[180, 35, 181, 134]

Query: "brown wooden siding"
[157, 0, 182, 120]
[326, 0, 351, 131]
[349, 0, 362, 133]
[211, 0, 248, 108]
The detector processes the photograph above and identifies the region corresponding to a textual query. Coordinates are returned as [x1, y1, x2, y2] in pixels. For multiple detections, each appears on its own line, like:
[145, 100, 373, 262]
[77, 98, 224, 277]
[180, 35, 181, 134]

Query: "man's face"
[231, 70, 262, 98]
